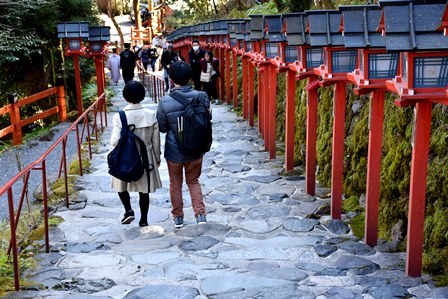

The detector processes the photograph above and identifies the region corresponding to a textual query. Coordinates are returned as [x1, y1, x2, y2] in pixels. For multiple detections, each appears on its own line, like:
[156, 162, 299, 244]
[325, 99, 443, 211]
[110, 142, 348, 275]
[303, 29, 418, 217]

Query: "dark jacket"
[156, 86, 211, 162]
[188, 48, 206, 77]
[161, 50, 179, 69]
[200, 58, 220, 76]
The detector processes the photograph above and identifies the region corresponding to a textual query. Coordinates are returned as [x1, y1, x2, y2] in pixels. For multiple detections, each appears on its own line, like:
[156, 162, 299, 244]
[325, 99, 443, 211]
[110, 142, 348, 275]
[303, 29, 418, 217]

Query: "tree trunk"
[211, 0, 218, 15]
[107, 0, 124, 51]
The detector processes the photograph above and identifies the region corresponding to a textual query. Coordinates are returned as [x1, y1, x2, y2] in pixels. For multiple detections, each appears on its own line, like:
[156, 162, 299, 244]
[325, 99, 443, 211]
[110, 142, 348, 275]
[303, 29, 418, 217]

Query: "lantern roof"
[305, 10, 344, 46]
[339, 5, 385, 48]
[379, 0, 448, 50]
[88, 26, 110, 42]
[264, 14, 285, 42]
[56, 21, 89, 39]
[282, 13, 310, 46]
[249, 14, 264, 41]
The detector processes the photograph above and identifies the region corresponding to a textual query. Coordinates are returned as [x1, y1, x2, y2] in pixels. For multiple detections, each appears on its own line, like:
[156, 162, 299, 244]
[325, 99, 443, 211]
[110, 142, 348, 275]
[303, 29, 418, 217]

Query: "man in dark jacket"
[156, 61, 210, 228]
[188, 40, 205, 91]
[120, 43, 138, 83]
[161, 44, 180, 91]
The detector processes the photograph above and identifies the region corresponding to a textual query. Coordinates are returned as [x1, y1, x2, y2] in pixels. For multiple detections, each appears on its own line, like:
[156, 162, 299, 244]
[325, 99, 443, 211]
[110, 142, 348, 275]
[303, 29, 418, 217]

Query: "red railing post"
[406, 100, 432, 277]
[57, 85, 67, 122]
[7, 188, 20, 291]
[331, 82, 347, 219]
[285, 69, 296, 170]
[232, 50, 239, 108]
[225, 49, 232, 104]
[72, 55, 83, 117]
[248, 61, 255, 127]
[268, 65, 277, 159]
[242, 57, 248, 119]
[10, 101, 22, 145]
[219, 48, 225, 101]
[365, 89, 385, 247]
[306, 78, 319, 196]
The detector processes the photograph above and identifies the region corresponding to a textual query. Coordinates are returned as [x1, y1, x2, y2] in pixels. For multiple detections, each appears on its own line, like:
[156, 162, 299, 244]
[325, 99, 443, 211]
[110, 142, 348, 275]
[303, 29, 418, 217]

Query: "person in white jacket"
[110, 81, 162, 227]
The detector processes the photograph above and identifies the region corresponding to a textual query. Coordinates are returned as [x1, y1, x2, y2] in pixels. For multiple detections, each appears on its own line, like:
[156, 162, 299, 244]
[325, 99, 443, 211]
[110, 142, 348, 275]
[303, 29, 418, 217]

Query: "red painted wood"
[232, 51, 239, 108]
[263, 68, 270, 149]
[331, 82, 347, 219]
[285, 69, 296, 170]
[365, 90, 385, 247]
[406, 101, 432, 277]
[242, 57, 248, 119]
[73, 55, 83, 116]
[268, 65, 277, 159]
[225, 49, 231, 104]
[306, 78, 319, 196]
[248, 62, 255, 127]
[257, 67, 264, 135]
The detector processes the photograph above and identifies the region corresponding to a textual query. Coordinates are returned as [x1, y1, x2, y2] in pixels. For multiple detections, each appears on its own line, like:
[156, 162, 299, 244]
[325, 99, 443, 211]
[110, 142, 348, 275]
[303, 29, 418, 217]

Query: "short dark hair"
[169, 61, 192, 86]
[192, 40, 200, 45]
[123, 81, 145, 104]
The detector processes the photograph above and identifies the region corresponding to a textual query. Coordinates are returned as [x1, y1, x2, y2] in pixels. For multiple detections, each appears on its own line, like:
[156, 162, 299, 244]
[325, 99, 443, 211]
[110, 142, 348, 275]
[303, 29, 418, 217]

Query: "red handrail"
[1, 92, 107, 291]
[136, 64, 166, 103]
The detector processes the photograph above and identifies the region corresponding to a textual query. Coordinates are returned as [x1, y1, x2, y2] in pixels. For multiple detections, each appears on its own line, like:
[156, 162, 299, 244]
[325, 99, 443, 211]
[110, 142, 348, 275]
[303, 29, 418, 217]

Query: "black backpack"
[170, 91, 212, 156]
[120, 50, 135, 69]
[108, 111, 153, 185]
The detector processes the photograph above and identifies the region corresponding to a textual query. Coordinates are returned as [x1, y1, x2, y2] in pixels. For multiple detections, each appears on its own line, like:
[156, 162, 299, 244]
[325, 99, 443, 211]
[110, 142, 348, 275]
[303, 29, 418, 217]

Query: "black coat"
[156, 86, 210, 162]
[188, 48, 206, 77]
[161, 50, 180, 69]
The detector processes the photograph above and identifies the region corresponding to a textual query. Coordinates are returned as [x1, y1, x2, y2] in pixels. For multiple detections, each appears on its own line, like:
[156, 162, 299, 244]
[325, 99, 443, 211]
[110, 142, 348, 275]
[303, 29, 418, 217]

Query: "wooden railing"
[1, 92, 107, 291]
[137, 65, 166, 103]
[0, 86, 67, 145]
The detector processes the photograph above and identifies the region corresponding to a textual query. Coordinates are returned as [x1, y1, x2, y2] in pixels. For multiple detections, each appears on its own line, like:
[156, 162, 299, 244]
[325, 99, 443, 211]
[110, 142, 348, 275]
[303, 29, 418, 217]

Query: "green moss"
[349, 212, 365, 239]
[48, 216, 64, 226]
[343, 195, 362, 213]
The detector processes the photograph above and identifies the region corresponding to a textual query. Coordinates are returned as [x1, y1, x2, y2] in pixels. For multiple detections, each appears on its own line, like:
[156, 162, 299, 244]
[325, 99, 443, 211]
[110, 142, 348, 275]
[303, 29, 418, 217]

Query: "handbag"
[200, 71, 211, 82]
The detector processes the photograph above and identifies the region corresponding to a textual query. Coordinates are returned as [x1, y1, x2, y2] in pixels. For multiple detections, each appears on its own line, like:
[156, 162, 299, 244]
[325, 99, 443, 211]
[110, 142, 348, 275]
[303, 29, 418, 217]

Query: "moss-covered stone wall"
[271, 77, 448, 278]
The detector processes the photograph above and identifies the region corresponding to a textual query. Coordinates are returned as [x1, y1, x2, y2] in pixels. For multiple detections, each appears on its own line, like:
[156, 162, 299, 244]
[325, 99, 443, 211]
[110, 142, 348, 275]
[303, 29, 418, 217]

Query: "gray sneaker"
[172, 216, 184, 228]
[196, 214, 207, 224]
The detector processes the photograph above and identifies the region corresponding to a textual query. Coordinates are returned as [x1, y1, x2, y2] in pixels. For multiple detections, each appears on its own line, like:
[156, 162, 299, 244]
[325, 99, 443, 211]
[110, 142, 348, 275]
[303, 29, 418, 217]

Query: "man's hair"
[192, 40, 200, 45]
[112, 48, 117, 53]
[169, 61, 192, 86]
[123, 81, 145, 104]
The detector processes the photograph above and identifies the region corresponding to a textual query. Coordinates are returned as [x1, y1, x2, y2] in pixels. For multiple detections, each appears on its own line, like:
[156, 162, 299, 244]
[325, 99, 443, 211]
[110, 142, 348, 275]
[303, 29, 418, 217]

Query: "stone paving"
[4, 80, 448, 299]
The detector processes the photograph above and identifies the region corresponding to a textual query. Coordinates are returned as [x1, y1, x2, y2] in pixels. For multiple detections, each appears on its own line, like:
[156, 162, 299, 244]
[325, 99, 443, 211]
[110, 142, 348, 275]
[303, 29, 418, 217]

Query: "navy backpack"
[108, 111, 153, 184]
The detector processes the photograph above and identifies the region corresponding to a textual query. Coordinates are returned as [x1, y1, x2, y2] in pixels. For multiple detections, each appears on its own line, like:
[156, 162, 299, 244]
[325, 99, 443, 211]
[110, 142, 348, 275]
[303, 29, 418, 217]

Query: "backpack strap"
[119, 111, 128, 128]
[119, 110, 154, 192]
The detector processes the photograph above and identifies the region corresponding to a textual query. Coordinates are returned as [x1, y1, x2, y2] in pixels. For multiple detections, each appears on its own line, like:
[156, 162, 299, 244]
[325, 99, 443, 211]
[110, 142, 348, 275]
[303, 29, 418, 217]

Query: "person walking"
[188, 40, 205, 91]
[161, 43, 180, 92]
[139, 44, 151, 71]
[120, 43, 138, 84]
[106, 48, 121, 85]
[156, 61, 210, 228]
[110, 81, 162, 227]
[200, 51, 220, 103]
[148, 45, 159, 72]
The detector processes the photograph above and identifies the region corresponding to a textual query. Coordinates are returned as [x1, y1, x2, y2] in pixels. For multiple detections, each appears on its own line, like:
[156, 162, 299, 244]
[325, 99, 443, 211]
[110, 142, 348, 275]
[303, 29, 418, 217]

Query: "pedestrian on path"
[120, 43, 138, 84]
[200, 50, 220, 103]
[156, 61, 210, 228]
[188, 40, 206, 91]
[110, 81, 163, 227]
[106, 48, 121, 85]
[161, 43, 180, 92]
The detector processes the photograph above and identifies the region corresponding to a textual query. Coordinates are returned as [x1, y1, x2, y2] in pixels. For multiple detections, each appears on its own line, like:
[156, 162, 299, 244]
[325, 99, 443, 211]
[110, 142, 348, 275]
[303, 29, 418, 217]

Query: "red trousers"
[166, 158, 206, 217]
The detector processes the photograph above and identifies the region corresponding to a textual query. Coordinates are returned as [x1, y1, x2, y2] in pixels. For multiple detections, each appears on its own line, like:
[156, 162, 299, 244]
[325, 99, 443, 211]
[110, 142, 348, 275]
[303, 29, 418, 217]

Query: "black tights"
[118, 191, 149, 222]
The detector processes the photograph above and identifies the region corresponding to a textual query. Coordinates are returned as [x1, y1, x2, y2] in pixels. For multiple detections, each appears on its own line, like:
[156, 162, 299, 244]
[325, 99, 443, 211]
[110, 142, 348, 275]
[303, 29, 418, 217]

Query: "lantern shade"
[265, 42, 279, 59]
[379, 0, 448, 51]
[367, 52, 399, 78]
[306, 10, 344, 47]
[89, 42, 103, 53]
[285, 45, 299, 63]
[340, 5, 385, 48]
[88, 26, 110, 42]
[306, 47, 324, 68]
[56, 21, 89, 39]
[249, 15, 264, 40]
[282, 13, 310, 46]
[413, 55, 448, 87]
[264, 15, 284, 42]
